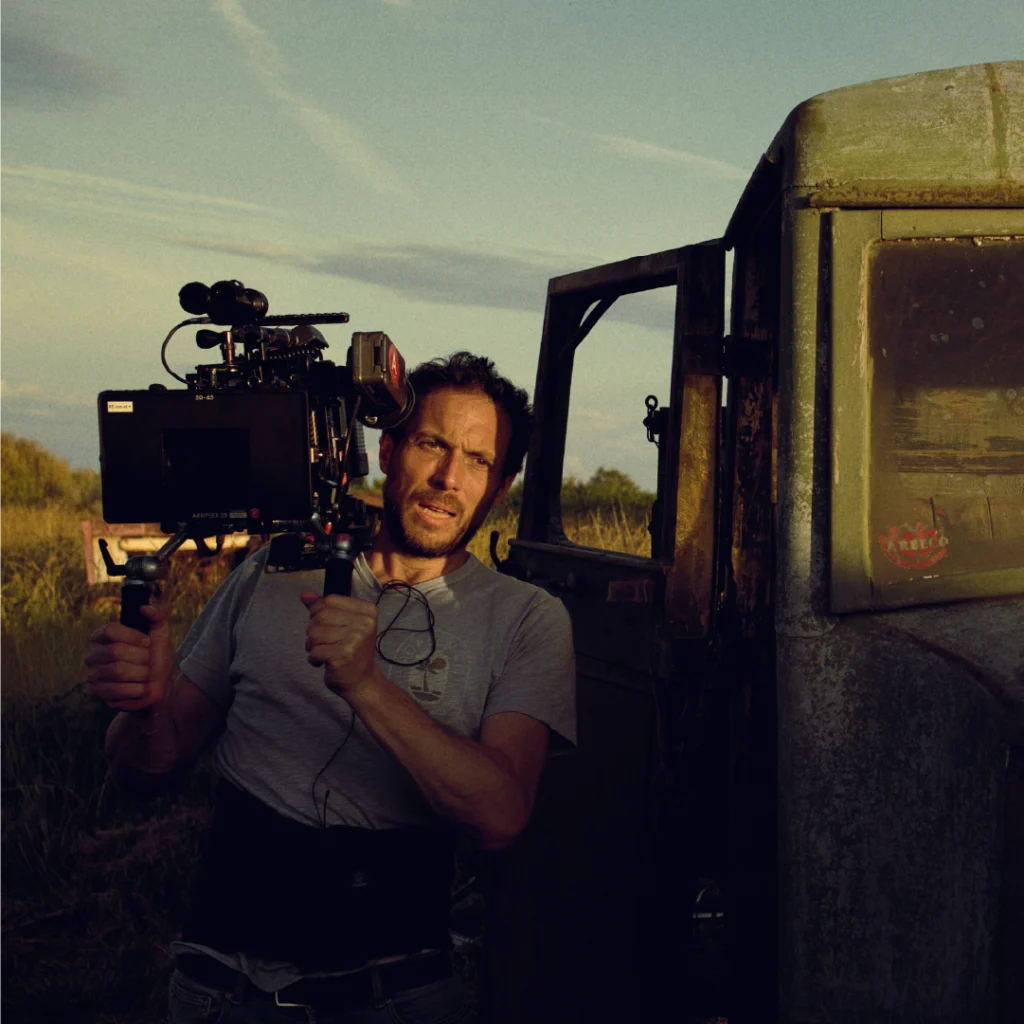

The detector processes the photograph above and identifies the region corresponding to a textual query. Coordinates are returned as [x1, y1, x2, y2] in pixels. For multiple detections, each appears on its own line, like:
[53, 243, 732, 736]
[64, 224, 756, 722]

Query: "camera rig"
[97, 279, 414, 630]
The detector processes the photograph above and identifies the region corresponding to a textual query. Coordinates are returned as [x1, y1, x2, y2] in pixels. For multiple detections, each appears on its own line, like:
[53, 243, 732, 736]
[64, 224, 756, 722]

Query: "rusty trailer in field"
[484, 62, 1023, 1024]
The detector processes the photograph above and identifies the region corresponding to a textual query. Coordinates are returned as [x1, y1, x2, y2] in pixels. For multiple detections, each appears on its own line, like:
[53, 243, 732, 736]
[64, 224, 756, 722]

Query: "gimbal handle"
[318, 500, 371, 598]
[324, 533, 358, 597]
[98, 528, 190, 634]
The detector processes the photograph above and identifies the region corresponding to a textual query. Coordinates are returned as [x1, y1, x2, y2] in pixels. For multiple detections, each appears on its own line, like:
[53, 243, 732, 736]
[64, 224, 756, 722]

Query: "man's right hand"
[86, 605, 174, 712]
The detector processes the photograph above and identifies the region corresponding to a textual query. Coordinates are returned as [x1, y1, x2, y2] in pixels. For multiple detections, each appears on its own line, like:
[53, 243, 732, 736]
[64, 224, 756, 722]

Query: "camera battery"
[349, 332, 411, 427]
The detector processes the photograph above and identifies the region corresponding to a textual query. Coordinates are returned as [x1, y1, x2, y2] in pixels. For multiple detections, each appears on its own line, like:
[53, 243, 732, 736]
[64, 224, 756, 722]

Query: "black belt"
[176, 951, 453, 1008]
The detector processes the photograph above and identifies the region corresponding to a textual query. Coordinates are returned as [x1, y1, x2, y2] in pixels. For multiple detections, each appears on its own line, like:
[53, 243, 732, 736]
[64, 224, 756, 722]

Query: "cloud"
[1, 381, 43, 398]
[171, 234, 675, 331]
[570, 406, 626, 426]
[530, 114, 749, 181]
[1, 380, 94, 408]
[213, 0, 410, 198]
[0, 32, 122, 106]
[1, 164, 286, 235]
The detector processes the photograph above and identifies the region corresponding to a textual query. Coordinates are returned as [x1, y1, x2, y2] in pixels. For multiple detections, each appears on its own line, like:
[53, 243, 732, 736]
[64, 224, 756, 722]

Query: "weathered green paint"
[986, 62, 1012, 182]
[828, 209, 879, 614]
[882, 207, 1024, 239]
[779, 62, 1022, 208]
[755, 61, 1024, 1024]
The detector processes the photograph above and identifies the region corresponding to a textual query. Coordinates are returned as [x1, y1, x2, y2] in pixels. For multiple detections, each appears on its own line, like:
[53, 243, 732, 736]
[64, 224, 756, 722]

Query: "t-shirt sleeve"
[483, 591, 577, 749]
[177, 551, 266, 708]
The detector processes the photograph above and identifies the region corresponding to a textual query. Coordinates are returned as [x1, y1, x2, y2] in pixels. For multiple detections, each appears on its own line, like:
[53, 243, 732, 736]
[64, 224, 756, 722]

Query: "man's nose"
[429, 451, 460, 490]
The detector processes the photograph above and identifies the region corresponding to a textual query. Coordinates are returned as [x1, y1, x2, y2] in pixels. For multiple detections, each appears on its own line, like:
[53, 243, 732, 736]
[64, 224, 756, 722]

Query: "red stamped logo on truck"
[879, 513, 949, 570]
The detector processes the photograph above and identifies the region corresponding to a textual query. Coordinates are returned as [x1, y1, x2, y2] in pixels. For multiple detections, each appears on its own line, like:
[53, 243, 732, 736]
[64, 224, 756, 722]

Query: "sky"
[2, 0, 1020, 492]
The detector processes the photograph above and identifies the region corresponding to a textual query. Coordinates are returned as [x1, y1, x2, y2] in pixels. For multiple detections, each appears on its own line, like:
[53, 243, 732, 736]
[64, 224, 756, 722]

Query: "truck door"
[484, 242, 727, 1022]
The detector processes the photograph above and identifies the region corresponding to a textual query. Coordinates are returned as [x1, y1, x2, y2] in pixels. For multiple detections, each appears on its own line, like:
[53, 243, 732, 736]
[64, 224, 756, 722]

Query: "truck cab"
[485, 61, 1023, 1024]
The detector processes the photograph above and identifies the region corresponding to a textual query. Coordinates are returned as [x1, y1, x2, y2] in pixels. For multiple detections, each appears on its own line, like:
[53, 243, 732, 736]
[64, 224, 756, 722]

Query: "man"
[86, 352, 577, 1023]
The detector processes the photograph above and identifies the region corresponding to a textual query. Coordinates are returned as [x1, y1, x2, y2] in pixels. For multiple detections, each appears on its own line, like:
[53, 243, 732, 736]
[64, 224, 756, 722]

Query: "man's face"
[378, 387, 514, 559]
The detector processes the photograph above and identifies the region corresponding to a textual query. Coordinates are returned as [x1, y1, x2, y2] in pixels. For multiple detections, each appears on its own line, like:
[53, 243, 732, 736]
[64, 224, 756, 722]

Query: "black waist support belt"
[183, 780, 457, 971]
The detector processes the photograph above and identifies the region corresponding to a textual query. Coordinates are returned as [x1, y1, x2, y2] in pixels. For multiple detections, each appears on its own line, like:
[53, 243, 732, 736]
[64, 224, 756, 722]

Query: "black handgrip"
[120, 580, 152, 634]
[324, 554, 355, 597]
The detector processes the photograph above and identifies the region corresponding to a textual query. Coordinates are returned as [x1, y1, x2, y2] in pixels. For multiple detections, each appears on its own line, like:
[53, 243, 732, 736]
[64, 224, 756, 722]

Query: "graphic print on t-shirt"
[382, 631, 469, 707]
[410, 654, 449, 704]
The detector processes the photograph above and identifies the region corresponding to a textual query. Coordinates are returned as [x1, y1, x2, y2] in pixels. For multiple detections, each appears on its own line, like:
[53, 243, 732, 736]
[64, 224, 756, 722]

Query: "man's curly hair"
[384, 351, 532, 478]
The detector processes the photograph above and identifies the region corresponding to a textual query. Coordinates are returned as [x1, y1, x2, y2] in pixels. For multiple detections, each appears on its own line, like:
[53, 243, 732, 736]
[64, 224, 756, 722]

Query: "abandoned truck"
[482, 61, 1023, 1024]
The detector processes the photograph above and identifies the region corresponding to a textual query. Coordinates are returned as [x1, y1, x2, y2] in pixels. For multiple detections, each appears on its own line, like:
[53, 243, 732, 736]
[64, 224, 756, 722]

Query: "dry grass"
[2, 505, 234, 1023]
[1, 501, 652, 1023]
[471, 506, 654, 565]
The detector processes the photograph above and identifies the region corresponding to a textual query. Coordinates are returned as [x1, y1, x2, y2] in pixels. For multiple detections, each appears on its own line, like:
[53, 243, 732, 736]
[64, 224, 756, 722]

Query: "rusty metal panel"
[830, 210, 884, 612]
[663, 245, 725, 637]
[782, 63, 1023, 206]
[517, 292, 589, 545]
[730, 64, 1024, 239]
[883, 208, 1024, 239]
[482, 663, 660, 1023]
[497, 241, 727, 1020]
[715, 192, 782, 1023]
[777, 199, 1022, 1024]
[665, 375, 719, 636]
[777, 612, 1012, 1024]
[546, 247, 683, 297]
[830, 212, 1024, 612]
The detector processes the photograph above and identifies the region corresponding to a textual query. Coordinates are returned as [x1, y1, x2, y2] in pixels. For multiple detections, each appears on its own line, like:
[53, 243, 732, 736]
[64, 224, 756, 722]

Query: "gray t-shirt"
[178, 548, 577, 830]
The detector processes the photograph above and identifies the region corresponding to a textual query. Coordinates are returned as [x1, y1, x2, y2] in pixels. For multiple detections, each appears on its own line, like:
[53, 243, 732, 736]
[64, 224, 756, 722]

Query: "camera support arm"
[98, 526, 191, 634]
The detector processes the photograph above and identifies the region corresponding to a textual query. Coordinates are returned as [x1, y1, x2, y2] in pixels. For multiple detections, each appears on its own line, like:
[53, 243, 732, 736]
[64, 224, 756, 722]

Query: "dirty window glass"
[868, 238, 1024, 589]
[562, 288, 675, 557]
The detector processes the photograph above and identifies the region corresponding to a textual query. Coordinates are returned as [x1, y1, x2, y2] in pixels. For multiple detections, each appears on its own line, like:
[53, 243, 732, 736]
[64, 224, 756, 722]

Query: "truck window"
[562, 288, 675, 557]
[868, 238, 1024, 590]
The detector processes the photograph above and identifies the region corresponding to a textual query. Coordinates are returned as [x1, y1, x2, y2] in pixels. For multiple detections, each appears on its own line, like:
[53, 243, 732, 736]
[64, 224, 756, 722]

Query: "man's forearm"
[105, 703, 181, 796]
[346, 671, 527, 850]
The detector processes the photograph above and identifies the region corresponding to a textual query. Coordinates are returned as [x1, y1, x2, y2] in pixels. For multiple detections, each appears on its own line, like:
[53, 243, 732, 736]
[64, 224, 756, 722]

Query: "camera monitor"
[99, 389, 312, 534]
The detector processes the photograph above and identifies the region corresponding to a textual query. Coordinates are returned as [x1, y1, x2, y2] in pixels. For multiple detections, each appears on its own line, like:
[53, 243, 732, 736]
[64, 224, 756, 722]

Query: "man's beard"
[382, 482, 493, 559]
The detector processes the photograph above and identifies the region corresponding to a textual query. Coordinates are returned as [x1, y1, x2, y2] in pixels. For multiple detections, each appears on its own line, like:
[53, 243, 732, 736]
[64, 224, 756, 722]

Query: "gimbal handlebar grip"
[323, 554, 355, 597]
[120, 581, 152, 635]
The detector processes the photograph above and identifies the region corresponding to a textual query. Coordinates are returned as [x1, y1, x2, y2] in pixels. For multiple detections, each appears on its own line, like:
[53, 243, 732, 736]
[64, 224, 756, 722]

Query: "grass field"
[1, 502, 653, 1023]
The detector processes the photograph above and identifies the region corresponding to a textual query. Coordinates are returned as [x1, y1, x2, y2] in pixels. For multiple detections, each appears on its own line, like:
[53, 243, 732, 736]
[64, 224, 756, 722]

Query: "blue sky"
[2, 0, 1020, 490]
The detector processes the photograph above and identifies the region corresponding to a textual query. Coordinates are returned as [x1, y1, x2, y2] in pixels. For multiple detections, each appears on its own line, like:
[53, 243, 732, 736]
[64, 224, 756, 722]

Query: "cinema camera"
[97, 279, 414, 631]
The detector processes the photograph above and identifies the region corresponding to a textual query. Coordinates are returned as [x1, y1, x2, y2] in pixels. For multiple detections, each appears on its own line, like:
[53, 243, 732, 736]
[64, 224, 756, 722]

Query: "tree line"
[492, 466, 655, 520]
[1, 434, 102, 510]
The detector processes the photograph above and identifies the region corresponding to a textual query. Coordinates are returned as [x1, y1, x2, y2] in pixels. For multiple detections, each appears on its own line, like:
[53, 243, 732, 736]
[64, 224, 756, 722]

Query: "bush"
[1, 433, 102, 514]
[491, 467, 654, 524]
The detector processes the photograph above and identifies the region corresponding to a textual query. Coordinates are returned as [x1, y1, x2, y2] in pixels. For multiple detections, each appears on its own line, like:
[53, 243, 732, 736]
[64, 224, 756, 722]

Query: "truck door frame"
[485, 242, 734, 1022]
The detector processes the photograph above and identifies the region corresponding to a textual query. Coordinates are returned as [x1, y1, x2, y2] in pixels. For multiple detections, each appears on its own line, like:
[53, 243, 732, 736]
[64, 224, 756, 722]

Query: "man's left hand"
[299, 592, 380, 699]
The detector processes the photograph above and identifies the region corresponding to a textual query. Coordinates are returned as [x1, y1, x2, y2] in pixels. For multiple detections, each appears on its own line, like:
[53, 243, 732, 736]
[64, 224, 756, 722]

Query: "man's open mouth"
[417, 501, 457, 519]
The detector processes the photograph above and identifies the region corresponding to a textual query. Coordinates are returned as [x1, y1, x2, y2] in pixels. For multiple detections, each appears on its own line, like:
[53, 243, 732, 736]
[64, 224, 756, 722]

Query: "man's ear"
[378, 432, 395, 476]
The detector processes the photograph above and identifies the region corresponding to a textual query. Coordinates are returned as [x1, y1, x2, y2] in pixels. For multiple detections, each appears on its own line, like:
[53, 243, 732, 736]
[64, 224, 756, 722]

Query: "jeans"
[166, 964, 477, 1024]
